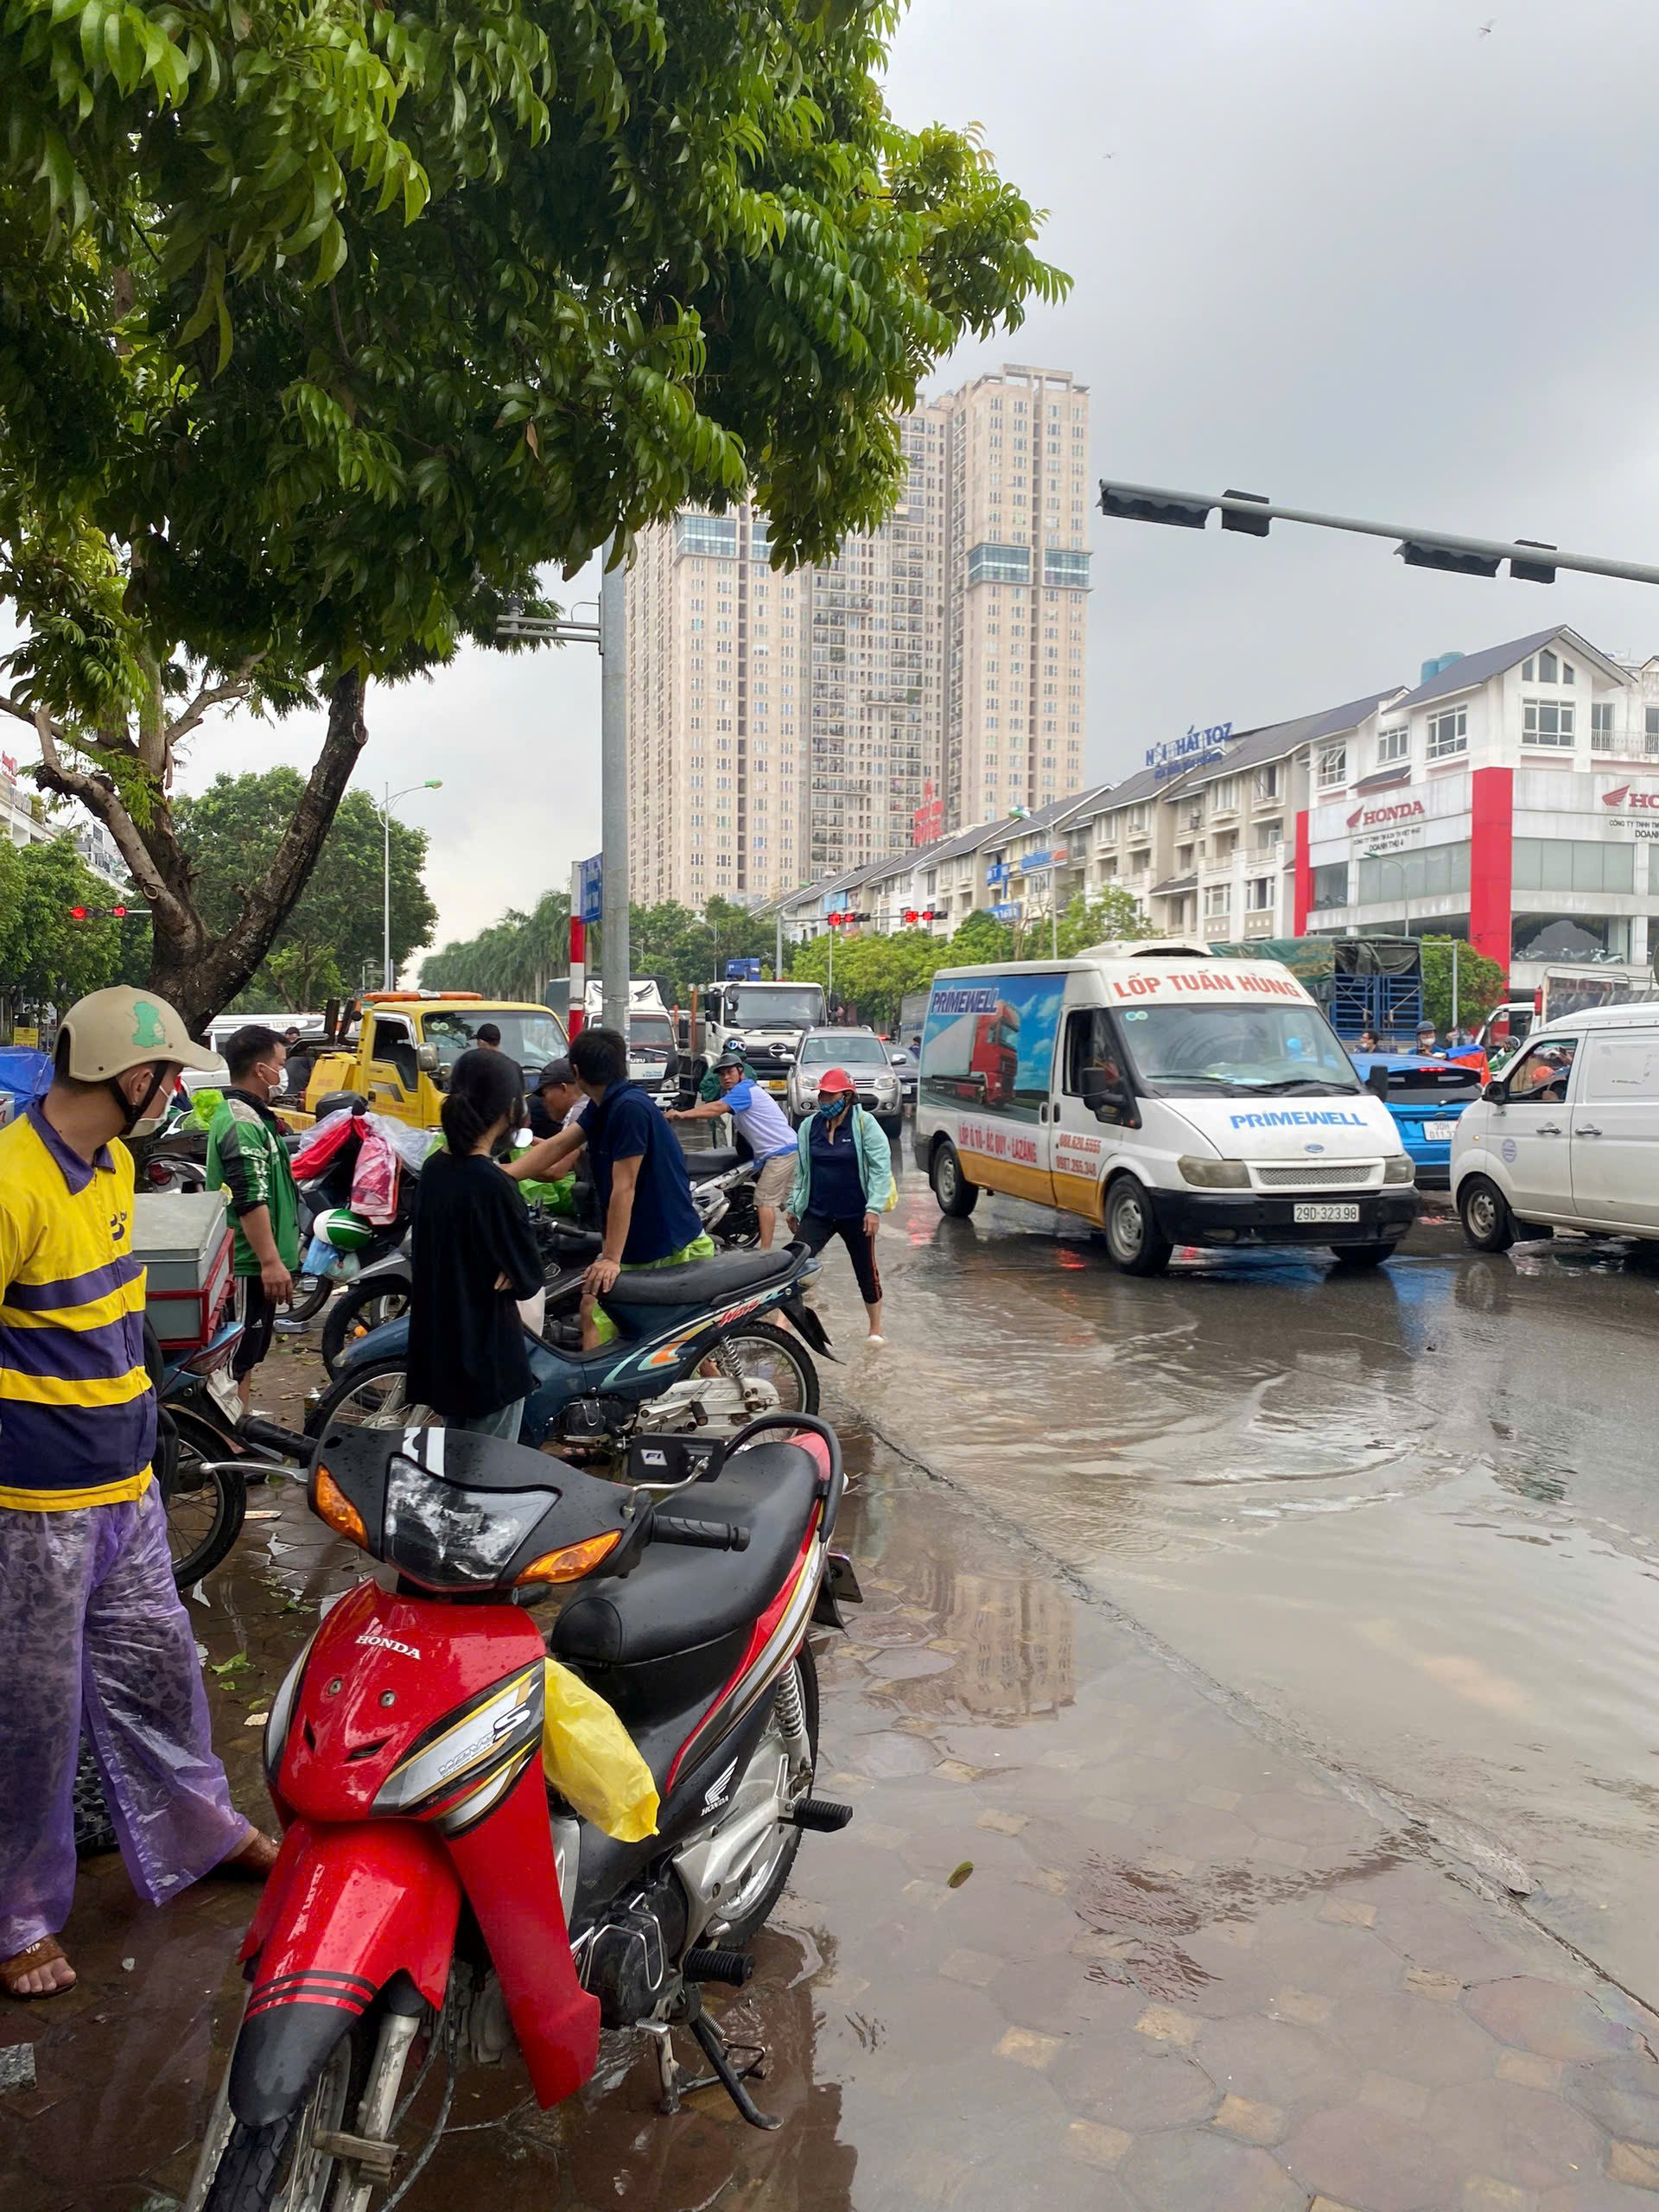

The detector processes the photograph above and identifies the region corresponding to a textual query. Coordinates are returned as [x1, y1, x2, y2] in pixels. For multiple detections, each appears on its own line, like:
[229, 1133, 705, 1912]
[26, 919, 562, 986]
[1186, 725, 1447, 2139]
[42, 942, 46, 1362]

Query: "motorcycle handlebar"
[651, 1513, 751, 1552]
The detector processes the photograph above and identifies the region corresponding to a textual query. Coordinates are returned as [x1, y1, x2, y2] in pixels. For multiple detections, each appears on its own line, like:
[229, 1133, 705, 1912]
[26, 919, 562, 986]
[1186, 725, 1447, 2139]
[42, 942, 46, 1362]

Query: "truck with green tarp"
[1205, 937, 1423, 1040]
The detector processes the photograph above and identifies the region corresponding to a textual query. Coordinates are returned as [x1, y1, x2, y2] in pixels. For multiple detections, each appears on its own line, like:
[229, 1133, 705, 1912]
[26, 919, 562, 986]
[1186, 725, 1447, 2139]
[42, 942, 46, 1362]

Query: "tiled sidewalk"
[3, 1415, 1657, 2211]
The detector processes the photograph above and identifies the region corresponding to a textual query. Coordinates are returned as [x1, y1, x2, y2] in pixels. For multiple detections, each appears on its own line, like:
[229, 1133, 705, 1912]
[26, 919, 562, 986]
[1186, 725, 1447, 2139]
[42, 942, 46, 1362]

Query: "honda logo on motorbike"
[1345, 798, 1426, 830]
[356, 1631, 423, 1661]
[1602, 785, 1659, 809]
[702, 1758, 739, 1815]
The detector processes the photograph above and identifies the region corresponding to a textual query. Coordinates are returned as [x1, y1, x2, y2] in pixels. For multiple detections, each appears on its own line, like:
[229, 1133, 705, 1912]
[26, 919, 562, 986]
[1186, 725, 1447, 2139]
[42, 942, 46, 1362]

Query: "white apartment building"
[938, 365, 1091, 826]
[626, 365, 1089, 910]
[1301, 626, 1659, 991]
[2, 745, 126, 885]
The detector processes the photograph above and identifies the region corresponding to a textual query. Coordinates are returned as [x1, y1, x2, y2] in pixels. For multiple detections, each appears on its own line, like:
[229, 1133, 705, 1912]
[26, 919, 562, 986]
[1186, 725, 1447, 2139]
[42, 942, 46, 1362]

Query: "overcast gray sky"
[170, 0, 1659, 950]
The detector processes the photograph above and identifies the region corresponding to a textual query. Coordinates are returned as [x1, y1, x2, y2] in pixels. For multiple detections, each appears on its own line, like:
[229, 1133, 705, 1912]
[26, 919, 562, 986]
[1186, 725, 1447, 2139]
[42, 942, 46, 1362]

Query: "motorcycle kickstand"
[669, 1986, 781, 2132]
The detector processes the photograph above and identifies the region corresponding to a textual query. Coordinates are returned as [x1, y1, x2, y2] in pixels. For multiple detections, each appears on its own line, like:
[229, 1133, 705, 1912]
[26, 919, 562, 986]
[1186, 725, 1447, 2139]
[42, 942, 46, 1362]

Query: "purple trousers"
[0, 1486, 248, 1959]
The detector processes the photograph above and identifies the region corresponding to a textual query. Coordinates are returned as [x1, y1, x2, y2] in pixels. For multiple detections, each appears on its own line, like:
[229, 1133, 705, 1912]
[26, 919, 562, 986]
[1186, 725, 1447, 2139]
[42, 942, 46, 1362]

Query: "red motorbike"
[185, 1413, 859, 2211]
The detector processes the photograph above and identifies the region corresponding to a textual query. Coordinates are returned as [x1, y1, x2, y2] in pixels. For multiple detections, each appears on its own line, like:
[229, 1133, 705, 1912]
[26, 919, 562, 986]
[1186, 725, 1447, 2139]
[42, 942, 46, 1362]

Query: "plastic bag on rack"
[291, 1109, 359, 1180]
[348, 1123, 400, 1226]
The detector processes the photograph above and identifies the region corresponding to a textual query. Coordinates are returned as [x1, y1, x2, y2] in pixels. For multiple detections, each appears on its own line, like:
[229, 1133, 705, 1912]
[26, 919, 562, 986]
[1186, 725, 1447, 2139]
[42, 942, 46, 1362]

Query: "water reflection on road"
[850, 1178, 1659, 1998]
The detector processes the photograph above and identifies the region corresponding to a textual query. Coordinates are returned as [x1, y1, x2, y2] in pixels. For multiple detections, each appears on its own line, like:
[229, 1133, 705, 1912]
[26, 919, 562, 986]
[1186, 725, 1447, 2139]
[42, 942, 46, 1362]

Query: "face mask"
[113, 1066, 170, 1139]
[818, 1092, 853, 1121]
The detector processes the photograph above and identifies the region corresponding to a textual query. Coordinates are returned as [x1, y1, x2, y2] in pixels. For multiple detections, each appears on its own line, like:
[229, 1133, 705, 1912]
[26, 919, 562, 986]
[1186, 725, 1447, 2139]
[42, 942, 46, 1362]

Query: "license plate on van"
[1423, 1121, 1457, 1141]
[1294, 1202, 1361, 1224]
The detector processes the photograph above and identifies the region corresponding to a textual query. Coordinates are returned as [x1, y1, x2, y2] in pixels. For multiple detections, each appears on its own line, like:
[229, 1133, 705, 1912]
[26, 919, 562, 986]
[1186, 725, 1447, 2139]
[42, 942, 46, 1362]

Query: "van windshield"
[1117, 1002, 1362, 1097]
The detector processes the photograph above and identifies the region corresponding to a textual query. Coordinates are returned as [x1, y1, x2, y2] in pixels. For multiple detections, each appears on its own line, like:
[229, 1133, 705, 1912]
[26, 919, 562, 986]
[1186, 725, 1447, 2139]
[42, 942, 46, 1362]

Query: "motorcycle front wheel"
[282, 1271, 334, 1327]
[320, 1279, 413, 1377]
[194, 2005, 420, 2212]
[164, 1406, 248, 1588]
[309, 1356, 434, 1435]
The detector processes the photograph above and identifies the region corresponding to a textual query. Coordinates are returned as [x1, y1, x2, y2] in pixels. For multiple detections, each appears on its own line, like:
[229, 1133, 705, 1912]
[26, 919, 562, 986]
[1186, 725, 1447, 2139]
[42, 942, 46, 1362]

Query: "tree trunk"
[146, 671, 369, 1032]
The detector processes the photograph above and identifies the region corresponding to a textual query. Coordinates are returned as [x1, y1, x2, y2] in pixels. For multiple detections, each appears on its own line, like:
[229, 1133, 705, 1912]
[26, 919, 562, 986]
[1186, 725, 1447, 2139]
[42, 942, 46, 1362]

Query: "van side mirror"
[1080, 1069, 1132, 1124]
[1366, 1065, 1390, 1100]
[416, 1043, 439, 1075]
[1483, 1077, 1509, 1103]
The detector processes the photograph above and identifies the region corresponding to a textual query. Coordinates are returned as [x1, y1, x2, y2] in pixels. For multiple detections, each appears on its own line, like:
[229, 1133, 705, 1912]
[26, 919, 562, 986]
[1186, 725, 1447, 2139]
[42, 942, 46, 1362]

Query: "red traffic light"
[111, 903, 127, 918]
[902, 908, 918, 925]
[69, 905, 89, 921]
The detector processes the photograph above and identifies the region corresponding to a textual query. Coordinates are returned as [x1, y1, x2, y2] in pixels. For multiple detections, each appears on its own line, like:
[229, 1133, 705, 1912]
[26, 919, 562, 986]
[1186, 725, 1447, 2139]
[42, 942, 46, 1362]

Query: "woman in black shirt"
[407, 1049, 543, 1435]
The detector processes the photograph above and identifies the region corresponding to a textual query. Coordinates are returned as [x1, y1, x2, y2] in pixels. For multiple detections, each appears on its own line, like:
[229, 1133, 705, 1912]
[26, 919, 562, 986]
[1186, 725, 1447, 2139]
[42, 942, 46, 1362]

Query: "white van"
[1451, 1001, 1659, 1249]
[914, 940, 1417, 1274]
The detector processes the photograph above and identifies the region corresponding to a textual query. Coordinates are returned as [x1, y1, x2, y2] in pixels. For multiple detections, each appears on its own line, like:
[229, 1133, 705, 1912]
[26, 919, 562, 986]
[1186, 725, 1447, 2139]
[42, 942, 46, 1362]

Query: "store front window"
[1510, 913, 1632, 963]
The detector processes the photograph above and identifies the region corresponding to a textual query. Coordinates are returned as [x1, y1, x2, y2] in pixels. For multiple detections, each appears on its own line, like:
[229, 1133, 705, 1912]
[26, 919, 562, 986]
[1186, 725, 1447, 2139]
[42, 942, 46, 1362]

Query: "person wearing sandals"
[0, 989, 278, 2002]
[785, 1066, 894, 1344]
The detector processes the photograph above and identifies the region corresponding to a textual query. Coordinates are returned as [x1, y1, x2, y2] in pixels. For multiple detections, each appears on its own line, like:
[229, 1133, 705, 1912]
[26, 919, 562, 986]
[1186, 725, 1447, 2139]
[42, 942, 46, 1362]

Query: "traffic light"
[111, 903, 127, 918]
[69, 906, 88, 921]
[901, 907, 942, 925]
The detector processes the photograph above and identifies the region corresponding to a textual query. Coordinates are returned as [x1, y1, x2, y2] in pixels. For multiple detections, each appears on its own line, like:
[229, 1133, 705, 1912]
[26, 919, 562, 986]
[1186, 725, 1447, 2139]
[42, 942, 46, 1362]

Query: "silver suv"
[786, 1028, 904, 1136]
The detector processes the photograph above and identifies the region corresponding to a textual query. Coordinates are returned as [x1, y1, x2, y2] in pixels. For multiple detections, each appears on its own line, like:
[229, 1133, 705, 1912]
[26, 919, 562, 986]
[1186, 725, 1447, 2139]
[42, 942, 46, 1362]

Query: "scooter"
[310, 1244, 832, 1457]
[184, 1413, 860, 2209]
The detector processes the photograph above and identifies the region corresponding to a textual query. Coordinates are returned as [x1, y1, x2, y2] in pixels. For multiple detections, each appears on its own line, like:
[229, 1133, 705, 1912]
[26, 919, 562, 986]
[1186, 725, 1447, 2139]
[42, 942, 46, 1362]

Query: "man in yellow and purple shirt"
[0, 988, 275, 2001]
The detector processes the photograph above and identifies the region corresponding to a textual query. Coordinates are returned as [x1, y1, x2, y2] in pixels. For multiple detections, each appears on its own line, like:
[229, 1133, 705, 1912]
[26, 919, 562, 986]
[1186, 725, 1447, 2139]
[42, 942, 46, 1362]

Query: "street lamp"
[380, 780, 443, 988]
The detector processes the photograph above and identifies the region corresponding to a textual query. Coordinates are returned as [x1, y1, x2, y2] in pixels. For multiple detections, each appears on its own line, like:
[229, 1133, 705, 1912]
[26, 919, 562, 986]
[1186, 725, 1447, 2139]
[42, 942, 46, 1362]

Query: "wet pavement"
[849, 1171, 1659, 2004]
[7, 1191, 1659, 2209]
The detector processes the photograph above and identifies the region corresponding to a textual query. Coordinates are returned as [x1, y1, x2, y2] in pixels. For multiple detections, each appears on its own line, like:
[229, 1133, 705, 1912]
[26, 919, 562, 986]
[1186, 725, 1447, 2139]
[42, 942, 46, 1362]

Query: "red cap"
[816, 1067, 856, 1095]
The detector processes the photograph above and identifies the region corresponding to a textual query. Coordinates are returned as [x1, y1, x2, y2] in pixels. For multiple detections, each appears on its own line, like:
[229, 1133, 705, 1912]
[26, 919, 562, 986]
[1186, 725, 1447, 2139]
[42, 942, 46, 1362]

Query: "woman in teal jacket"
[785, 1066, 894, 1344]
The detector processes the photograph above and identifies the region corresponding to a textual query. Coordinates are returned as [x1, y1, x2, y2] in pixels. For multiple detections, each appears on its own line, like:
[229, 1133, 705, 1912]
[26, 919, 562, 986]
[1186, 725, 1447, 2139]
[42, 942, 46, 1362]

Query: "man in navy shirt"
[507, 1030, 709, 1345]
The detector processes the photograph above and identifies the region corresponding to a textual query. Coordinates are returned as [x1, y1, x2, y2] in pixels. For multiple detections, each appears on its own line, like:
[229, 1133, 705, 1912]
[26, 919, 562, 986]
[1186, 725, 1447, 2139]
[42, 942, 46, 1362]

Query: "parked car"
[786, 1027, 904, 1136]
[885, 1039, 918, 1109]
[1452, 1004, 1659, 1250]
[1348, 1052, 1482, 1189]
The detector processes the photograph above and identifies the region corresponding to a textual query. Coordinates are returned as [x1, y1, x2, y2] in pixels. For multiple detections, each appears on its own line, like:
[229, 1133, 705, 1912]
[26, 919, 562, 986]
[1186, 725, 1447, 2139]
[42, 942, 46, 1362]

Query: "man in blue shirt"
[667, 1048, 798, 1249]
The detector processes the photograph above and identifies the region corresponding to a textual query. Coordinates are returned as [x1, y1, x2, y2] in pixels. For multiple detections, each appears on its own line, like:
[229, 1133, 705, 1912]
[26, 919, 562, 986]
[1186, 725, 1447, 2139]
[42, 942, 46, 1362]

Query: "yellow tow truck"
[288, 992, 569, 1133]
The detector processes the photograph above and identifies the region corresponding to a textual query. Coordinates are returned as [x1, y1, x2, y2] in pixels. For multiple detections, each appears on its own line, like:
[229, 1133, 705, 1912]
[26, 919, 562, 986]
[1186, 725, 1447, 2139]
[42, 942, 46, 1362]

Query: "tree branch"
[163, 661, 258, 763]
[29, 705, 189, 931]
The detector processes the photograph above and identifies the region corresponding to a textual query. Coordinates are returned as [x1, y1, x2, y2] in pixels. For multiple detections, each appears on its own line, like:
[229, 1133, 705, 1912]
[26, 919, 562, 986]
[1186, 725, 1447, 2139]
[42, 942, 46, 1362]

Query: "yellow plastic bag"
[541, 1660, 660, 1842]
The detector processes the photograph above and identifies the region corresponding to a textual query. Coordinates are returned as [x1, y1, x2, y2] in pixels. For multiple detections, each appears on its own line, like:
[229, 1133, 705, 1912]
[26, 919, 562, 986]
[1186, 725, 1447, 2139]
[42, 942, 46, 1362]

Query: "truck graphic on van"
[928, 999, 1022, 1106]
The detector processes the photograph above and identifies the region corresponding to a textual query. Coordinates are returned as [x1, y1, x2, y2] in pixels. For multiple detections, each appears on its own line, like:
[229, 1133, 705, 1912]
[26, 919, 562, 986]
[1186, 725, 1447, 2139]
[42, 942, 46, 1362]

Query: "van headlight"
[1384, 1154, 1416, 1185]
[1178, 1157, 1249, 1188]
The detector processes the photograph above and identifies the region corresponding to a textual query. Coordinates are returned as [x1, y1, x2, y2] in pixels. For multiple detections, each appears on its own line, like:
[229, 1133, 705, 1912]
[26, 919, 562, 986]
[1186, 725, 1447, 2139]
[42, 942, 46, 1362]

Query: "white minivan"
[1451, 1001, 1659, 1250]
[914, 940, 1417, 1273]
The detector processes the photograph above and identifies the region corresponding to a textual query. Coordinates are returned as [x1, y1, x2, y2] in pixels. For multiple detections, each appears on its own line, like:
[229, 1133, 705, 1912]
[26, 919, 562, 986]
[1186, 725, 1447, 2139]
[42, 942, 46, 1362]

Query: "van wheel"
[1459, 1176, 1516, 1253]
[1103, 1177, 1173, 1275]
[931, 1141, 978, 1217]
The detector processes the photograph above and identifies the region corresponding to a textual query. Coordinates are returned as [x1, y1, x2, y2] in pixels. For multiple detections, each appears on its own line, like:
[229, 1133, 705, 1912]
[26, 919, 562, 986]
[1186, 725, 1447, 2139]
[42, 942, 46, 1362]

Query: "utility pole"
[775, 909, 784, 982]
[599, 550, 629, 1037]
[567, 859, 586, 1038]
[381, 779, 442, 988]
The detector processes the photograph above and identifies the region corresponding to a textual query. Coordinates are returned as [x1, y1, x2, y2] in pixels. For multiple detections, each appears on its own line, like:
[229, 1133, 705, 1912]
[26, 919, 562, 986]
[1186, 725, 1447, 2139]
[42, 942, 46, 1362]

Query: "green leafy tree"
[175, 771, 436, 1011]
[0, 836, 124, 1010]
[1420, 937, 1507, 1032]
[3, 0, 1065, 1031]
[422, 889, 572, 1001]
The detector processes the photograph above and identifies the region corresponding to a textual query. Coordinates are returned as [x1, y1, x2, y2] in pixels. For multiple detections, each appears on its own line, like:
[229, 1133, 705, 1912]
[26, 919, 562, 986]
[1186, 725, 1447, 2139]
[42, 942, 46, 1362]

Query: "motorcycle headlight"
[1178, 1156, 1249, 1188]
[1384, 1154, 1416, 1184]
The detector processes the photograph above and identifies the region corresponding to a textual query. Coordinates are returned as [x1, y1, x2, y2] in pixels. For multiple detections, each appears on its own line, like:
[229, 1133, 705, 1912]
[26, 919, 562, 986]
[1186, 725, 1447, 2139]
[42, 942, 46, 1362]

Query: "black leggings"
[799, 1212, 882, 1308]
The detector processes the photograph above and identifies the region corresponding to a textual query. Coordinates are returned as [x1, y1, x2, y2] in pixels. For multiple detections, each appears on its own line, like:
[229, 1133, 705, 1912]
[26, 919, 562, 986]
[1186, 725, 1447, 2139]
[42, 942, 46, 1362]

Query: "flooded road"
[848, 1176, 1659, 2001]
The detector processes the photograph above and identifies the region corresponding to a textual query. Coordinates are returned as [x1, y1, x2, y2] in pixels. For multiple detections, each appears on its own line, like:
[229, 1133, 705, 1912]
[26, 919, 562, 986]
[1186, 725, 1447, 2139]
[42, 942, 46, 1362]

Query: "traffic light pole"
[1097, 480, 1659, 588]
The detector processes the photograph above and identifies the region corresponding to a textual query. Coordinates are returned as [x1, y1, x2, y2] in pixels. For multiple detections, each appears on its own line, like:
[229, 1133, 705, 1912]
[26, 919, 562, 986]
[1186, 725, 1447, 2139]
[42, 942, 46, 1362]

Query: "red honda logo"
[1345, 798, 1426, 830]
[1602, 785, 1659, 809]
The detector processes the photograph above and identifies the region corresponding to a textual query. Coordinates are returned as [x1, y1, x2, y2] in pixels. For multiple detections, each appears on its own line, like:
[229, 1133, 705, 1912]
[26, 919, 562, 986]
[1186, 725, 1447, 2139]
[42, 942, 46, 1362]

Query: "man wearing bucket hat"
[667, 1046, 799, 1249]
[0, 988, 276, 2000]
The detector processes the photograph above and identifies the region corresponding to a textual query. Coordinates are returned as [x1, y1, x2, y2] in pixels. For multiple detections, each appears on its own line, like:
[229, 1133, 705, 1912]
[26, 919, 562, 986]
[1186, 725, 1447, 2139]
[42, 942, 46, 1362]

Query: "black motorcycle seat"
[601, 1249, 794, 1309]
[550, 1441, 821, 1667]
[682, 1147, 741, 1179]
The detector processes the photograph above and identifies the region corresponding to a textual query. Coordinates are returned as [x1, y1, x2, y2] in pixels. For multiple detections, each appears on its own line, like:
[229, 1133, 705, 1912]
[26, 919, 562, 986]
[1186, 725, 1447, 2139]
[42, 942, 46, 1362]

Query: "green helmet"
[312, 1206, 375, 1253]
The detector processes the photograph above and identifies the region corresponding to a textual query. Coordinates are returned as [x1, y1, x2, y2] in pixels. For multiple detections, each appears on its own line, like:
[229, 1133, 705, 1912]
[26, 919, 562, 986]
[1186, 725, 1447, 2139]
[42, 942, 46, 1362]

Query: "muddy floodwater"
[852, 1178, 1659, 2001]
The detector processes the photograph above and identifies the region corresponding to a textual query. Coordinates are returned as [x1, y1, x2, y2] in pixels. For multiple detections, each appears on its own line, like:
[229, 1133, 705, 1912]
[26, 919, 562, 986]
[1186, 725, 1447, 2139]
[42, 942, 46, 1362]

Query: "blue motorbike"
[305, 1243, 832, 1456]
